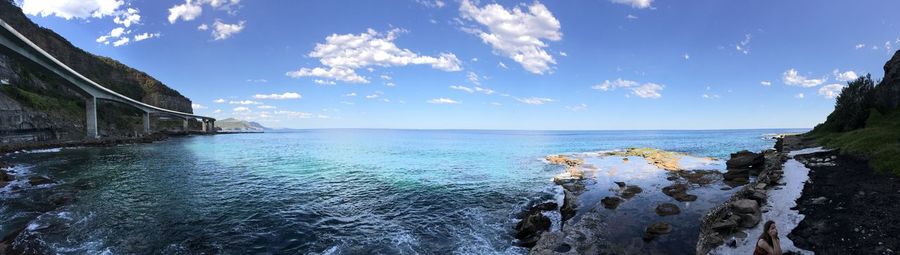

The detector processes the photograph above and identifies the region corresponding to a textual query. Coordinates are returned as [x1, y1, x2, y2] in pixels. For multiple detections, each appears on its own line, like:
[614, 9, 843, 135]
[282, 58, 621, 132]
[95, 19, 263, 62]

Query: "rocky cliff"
[0, 0, 193, 113]
[875, 50, 900, 110]
[0, 0, 195, 142]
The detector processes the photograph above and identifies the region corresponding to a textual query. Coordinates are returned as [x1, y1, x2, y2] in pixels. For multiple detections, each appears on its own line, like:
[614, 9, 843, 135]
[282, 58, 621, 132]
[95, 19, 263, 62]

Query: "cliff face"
[0, 0, 196, 142]
[876, 50, 900, 110]
[0, 1, 193, 113]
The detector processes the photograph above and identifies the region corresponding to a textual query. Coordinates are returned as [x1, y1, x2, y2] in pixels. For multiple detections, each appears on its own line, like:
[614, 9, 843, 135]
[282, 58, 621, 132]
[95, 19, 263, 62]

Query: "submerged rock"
[28, 176, 54, 186]
[620, 185, 643, 198]
[643, 222, 673, 241]
[601, 196, 624, 209]
[655, 203, 681, 216]
[546, 155, 584, 167]
[604, 148, 683, 171]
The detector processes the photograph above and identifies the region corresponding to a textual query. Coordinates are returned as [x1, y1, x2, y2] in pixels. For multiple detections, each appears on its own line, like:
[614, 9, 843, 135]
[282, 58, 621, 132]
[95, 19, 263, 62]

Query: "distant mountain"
[216, 118, 265, 132]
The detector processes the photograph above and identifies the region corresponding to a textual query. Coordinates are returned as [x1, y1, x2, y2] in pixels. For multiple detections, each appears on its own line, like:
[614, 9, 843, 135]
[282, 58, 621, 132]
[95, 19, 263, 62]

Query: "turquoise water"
[0, 129, 804, 254]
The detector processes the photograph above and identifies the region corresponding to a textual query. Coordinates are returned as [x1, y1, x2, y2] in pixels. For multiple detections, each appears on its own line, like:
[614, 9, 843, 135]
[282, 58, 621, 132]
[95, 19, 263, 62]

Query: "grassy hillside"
[807, 109, 900, 174]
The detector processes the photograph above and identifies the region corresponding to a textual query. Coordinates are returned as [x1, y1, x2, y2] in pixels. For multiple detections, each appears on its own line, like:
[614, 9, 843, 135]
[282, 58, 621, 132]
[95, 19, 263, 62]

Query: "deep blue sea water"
[0, 129, 805, 254]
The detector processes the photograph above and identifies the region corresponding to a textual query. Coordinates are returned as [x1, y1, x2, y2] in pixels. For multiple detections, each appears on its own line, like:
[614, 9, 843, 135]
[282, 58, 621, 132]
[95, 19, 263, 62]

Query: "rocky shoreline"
[0, 131, 213, 254]
[788, 150, 900, 254]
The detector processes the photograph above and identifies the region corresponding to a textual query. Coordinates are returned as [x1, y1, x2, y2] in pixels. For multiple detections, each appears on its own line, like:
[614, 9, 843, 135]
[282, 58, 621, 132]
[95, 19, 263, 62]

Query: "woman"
[754, 220, 782, 255]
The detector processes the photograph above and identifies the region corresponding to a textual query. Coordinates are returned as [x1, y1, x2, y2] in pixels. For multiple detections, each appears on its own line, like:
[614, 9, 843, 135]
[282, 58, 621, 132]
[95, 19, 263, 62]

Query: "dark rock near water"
[643, 222, 672, 241]
[662, 183, 688, 196]
[515, 207, 552, 248]
[28, 176, 54, 186]
[655, 203, 681, 216]
[601, 196, 623, 209]
[561, 190, 577, 223]
[614, 181, 626, 188]
[738, 212, 761, 228]
[726, 150, 764, 169]
[620, 185, 643, 198]
[731, 199, 759, 214]
[534, 202, 558, 211]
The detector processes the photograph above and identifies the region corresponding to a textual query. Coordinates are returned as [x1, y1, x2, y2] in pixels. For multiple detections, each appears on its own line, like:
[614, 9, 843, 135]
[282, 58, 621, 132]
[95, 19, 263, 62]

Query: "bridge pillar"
[201, 119, 208, 133]
[142, 112, 150, 134]
[85, 96, 98, 139]
[209, 120, 215, 133]
[182, 118, 189, 131]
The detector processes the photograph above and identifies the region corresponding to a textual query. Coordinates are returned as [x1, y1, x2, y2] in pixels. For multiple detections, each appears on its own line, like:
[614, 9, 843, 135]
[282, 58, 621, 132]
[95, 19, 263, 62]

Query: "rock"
[711, 217, 739, 232]
[601, 196, 624, 209]
[560, 182, 585, 194]
[614, 181, 626, 188]
[28, 176, 54, 186]
[755, 183, 767, 190]
[674, 193, 698, 202]
[546, 155, 584, 167]
[552, 243, 572, 253]
[731, 199, 759, 214]
[678, 170, 722, 185]
[662, 183, 688, 196]
[621, 185, 643, 198]
[655, 203, 681, 216]
[0, 170, 9, 182]
[515, 208, 552, 248]
[726, 150, 764, 169]
[561, 190, 578, 222]
[810, 196, 827, 205]
[49, 192, 76, 206]
[748, 191, 767, 204]
[738, 212, 761, 228]
[534, 202, 558, 211]
[643, 222, 672, 240]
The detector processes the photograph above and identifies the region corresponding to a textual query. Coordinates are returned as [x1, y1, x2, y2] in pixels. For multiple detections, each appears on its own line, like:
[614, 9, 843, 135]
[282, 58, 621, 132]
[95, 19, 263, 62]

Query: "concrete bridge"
[0, 18, 214, 138]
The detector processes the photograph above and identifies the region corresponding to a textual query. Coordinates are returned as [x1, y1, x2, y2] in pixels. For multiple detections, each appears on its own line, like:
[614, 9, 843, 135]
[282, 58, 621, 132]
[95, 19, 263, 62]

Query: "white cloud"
[683, 53, 690, 60]
[795, 93, 805, 99]
[427, 98, 460, 104]
[133, 32, 160, 42]
[631, 83, 664, 99]
[591, 78, 664, 99]
[416, 0, 445, 8]
[559, 51, 568, 57]
[97, 27, 128, 44]
[21, 0, 123, 19]
[380, 74, 392, 80]
[343, 92, 357, 97]
[214, 98, 226, 103]
[365, 94, 381, 99]
[474, 86, 495, 95]
[286, 28, 461, 83]
[191, 103, 207, 109]
[229, 100, 261, 105]
[112, 36, 130, 47]
[498, 62, 508, 69]
[198, 24, 209, 31]
[113, 8, 140, 27]
[211, 20, 245, 40]
[213, 109, 222, 113]
[626, 14, 638, 20]
[782, 68, 825, 87]
[459, 0, 562, 74]
[818, 84, 844, 99]
[233, 106, 250, 112]
[167, 0, 203, 24]
[833, 69, 859, 82]
[566, 103, 587, 111]
[258, 105, 277, 109]
[515, 97, 554, 105]
[246, 79, 267, 83]
[314, 79, 336, 85]
[736, 34, 751, 55]
[385, 82, 396, 87]
[701, 93, 720, 99]
[610, 0, 653, 9]
[490, 102, 502, 106]
[253, 92, 301, 100]
[760, 80, 772, 86]
[855, 43, 866, 49]
[466, 71, 480, 85]
[450, 85, 474, 93]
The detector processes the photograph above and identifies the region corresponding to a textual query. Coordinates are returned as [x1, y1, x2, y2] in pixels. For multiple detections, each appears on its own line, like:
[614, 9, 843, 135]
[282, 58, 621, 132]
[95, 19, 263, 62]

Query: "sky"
[14, 0, 900, 130]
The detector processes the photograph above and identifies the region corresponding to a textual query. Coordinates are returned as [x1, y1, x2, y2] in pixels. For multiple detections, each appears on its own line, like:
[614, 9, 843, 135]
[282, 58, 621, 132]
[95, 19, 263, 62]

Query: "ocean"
[0, 129, 806, 254]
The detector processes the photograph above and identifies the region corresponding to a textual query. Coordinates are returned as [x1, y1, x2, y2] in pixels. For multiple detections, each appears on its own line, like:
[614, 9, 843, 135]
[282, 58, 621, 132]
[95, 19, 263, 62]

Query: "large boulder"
[515, 210, 552, 248]
[561, 190, 578, 222]
[655, 203, 681, 216]
[876, 50, 900, 109]
[731, 199, 759, 214]
[726, 150, 764, 170]
[620, 185, 643, 198]
[601, 196, 623, 209]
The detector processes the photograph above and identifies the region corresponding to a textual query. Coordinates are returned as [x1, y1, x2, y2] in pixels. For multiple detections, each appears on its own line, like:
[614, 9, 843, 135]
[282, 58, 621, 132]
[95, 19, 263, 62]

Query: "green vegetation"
[807, 75, 900, 174]
[0, 85, 82, 118]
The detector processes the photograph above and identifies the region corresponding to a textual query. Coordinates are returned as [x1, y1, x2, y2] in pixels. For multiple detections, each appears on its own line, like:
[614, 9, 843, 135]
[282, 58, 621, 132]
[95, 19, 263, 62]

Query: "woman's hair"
[758, 220, 776, 245]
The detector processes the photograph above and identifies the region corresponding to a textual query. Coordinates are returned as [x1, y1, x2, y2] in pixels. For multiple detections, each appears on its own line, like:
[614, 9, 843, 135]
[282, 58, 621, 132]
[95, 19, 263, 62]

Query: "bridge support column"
[209, 120, 215, 133]
[182, 118, 189, 132]
[85, 96, 98, 139]
[142, 112, 150, 134]
[201, 119, 208, 133]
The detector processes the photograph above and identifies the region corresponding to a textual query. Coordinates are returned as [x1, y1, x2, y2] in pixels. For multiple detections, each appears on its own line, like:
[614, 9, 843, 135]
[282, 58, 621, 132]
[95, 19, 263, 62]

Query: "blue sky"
[16, 0, 900, 130]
